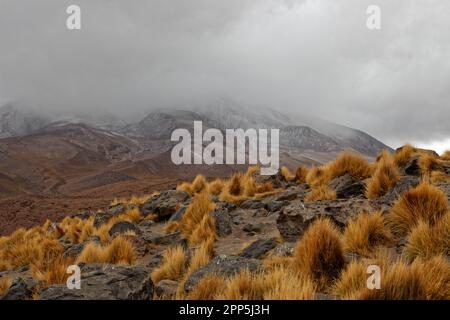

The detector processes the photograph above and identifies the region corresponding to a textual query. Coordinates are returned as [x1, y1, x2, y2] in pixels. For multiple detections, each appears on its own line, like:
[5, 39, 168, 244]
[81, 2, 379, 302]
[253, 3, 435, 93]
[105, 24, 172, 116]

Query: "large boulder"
[184, 255, 261, 293]
[109, 221, 141, 237]
[277, 199, 370, 242]
[140, 191, 190, 220]
[40, 264, 153, 300]
[0, 277, 38, 300]
[211, 206, 233, 237]
[329, 174, 365, 199]
[377, 175, 420, 206]
[240, 238, 278, 259]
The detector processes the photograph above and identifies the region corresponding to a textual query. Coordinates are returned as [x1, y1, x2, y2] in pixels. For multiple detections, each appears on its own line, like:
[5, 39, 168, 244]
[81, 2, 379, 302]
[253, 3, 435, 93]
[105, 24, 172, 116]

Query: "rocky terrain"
[0, 146, 449, 300]
[0, 102, 390, 235]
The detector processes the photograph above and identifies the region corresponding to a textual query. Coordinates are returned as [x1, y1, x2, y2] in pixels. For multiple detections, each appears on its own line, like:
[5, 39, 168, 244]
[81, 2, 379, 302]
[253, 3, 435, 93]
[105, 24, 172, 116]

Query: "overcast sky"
[0, 0, 449, 152]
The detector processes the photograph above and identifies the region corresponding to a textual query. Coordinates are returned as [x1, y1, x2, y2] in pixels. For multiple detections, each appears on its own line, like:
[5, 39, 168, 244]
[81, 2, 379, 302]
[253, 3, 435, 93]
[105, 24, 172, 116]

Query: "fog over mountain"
[0, 0, 449, 152]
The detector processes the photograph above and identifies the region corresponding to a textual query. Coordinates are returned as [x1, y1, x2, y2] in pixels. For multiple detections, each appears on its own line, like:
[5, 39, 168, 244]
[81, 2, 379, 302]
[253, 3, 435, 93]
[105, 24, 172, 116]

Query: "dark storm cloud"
[0, 0, 449, 150]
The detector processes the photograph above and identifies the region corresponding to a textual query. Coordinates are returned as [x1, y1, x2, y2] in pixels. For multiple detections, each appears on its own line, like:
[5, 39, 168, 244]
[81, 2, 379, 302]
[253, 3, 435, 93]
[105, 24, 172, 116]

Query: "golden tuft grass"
[280, 166, 296, 182]
[261, 266, 316, 300]
[192, 175, 207, 194]
[419, 154, 442, 176]
[151, 245, 187, 284]
[388, 182, 449, 237]
[292, 218, 345, 291]
[441, 150, 450, 161]
[0, 277, 12, 297]
[186, 274, 226, 300]
[177, 182, 193, 195]
[207, 179, 225, 195]
[404, 212, 449, 261]
[326, 152, 373, 182]
[217, 269, 265, 300]
[179, 191, 216, 245]
[306, 166, 328, 187]
[31, 257, 74, 287]
[164, 220, 179, 234]
[343, 211, 393, 256]
[304, 185, 336, 202]
[76, 236, 136, 265]
[431, 171, 450, 184]
[295, 166, 309, 184]
[394, 144, 416, 167]
[365, 151, 399, 199]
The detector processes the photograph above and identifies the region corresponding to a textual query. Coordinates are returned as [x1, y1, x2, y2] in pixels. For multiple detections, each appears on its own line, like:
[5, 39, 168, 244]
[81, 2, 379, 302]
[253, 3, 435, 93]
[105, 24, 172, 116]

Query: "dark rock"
[274, 191, 298, 202]
[109, 221, 141, 237]
[73, 211, 91, 220]
[243, 223, 263, 233]
[277, 199, 368, 242]
[108, 204, 138, 216]
[93, 212, 113, 228]
[240, 199, 266, 210]
[141, 191, 190, 220]
[266, 200, 289, 212]
[404, 156, 421, 176]
[139, 220, 155, 228]
[240, 238, 278, 259]
[143, 232, 181, 245]
[272, 243, 295, 257]
[155, 280, 178, 298]
[211, 207, 233, 237]
[184, 255, 261, 293]
[40, 264, 153, 300]
[329, 174, 365, 198]
[232, 216, 243, 225]
[378, 176, 420, 206]
[169, 206, 187, 222]
[63, 237, 101, 259]
[1, 277, 38, 300]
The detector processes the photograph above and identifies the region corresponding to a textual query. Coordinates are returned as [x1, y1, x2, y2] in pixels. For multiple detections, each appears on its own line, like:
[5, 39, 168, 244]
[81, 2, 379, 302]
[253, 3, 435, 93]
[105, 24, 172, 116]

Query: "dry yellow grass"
[177, 182, 193, 195]
[280, 166, 296, 182]
[295, 166, 309, 183]
[388, 182, 449, 237]
[404, 212, 450, 261]
[179, 191, 216, 245]
[419, 154, 442, 176]
[431, 171, 450, 183]
[192, 174, 207, 193]
[394, 144, 416, 167]
[327, 152, 373, 181]
[0, 277, 12, 297]
[207, 179, 225, 195]
[151, 245, 187, 284]
[292, 218, 345, 291]
[186, 274, 226, 300]
[217, 269, 265, 300]
[306, 166, 328, 187]
[349, 257, 450, 300]
[305, 185, 337, 202]
[365, 151, 399, 199]
[164, 220, 179, 234]
[343, 211, 393, 256]
[441, 150, 450, 161]
[76, 236, 136, 265]
[31, 256, 74, 287]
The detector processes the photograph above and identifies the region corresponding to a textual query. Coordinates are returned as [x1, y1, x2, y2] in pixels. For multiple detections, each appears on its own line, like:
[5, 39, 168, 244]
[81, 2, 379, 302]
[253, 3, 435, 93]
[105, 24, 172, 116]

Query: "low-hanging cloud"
[0, 0, 449, 150]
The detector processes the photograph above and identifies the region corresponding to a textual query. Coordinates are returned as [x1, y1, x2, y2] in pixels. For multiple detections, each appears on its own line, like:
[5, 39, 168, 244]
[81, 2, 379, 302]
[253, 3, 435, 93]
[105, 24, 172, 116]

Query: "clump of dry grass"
[178, 191, 216, 245]
[365, 151, 399, 199]
[76, 236, 136, 265]
[292, 218, 345, 291]
[305, 185, 336, 202]
[31, 256, 74, 287]
[352, 257, 450, 300]
[306, 166, 328, 187]
[441, 150, 450, 161]
[164, 220, 179, 234]
[404, 212, 449, 261]
[0, 277, 12, 297]
[326, 152, 373, 182]
[280, 166, 296, 182]
[394, 144, 416, 167]
[177, 182, 193, 195]
[207, 179, 225, 195]
[151, 245, 187, 284]
[216, 269, 265, 300]
[431, 171, 450, 184]
[388, 182, 449, 237]
[295, 166, 309, 183]
[343, 211, 393, 256]
[186, 274, 226, 300]
[419, 154, 442, 176]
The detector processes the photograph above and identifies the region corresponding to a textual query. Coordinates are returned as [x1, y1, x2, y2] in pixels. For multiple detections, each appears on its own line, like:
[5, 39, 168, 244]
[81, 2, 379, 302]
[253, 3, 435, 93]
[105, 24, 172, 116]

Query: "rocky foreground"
[0, 148, 449, 300]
